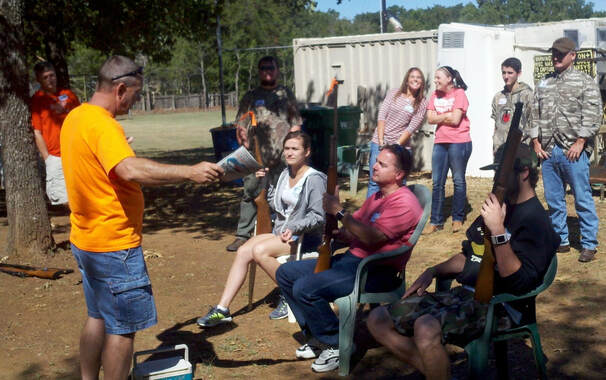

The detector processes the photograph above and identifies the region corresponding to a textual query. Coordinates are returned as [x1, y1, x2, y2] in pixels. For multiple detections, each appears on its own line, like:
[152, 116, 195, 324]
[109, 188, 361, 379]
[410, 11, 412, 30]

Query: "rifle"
[314, 78, 343, 273]
[0, 263, 73, 280]
[474, 101, 524, 303]
[242, 111, 273, 309]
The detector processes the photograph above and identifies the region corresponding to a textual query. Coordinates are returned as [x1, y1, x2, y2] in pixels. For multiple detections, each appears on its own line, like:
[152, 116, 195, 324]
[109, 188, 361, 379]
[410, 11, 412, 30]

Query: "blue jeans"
[430, 142, 472, 226]
[541, 145, 598, 250]
[276, 251, 399, 346]
[367, 142, 408, 198]
[72, 244, 158, 335]
[367, 142, 381, 198]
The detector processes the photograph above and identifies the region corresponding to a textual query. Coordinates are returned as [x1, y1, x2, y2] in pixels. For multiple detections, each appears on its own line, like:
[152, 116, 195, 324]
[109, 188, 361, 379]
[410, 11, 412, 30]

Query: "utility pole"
[380, 0, 386, 33]
[216, 0, 227, 126]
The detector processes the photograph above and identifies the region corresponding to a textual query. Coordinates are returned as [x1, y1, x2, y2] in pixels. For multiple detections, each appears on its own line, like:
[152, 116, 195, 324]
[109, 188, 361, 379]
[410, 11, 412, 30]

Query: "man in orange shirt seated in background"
[61, 55, 224, 380]
[31, 61, 80, 207]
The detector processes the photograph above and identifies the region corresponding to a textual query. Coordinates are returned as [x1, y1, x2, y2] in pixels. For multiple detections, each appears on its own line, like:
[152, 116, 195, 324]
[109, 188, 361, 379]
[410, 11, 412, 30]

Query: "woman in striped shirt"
[367, 67, 428, 198]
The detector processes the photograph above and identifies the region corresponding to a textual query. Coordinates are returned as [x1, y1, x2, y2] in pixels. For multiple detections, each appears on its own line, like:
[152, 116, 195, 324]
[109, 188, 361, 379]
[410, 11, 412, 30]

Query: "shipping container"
[293, 30, 438, 171]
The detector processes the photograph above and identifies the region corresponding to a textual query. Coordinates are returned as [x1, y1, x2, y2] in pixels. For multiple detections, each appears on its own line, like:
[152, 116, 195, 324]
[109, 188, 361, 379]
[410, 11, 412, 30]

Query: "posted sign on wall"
[533, 49, 597, 83]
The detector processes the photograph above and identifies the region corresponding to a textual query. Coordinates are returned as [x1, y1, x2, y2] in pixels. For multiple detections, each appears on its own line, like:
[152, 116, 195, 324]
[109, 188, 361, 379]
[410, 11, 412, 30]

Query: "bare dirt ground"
[1, 148, 606, 379]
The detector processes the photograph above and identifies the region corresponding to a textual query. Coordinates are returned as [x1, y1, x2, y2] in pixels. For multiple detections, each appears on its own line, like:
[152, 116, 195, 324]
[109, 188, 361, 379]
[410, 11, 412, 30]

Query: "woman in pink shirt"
[367, 67, 428, 198]
[425, 66, 471, 234]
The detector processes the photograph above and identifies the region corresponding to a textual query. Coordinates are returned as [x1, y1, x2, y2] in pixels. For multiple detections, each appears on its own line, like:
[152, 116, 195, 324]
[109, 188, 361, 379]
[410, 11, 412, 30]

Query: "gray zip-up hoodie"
[268, 167, 327, 239]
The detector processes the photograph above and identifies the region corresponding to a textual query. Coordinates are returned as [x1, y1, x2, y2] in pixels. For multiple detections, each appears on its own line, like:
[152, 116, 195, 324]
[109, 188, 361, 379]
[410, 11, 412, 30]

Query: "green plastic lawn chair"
[334, 183, 431, 376]
[437, 255, 558, 380]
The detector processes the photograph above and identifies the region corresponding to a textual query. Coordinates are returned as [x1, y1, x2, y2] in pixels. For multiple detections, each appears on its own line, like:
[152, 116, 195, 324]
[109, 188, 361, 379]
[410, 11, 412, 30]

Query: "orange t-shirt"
[61, 103, 144, 252]
[31, 89, 80, 156]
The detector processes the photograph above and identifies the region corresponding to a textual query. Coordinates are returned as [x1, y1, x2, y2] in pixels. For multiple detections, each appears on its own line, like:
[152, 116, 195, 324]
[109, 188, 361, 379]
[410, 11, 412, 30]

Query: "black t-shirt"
[456, 196, 559, 295]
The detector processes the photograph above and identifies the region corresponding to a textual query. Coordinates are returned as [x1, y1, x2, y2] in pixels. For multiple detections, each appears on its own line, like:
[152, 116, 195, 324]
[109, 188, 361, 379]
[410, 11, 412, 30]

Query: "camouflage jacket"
[529, 66, 603, 154]
[235, 85, 302, 169]
[491, 81, 533, 154]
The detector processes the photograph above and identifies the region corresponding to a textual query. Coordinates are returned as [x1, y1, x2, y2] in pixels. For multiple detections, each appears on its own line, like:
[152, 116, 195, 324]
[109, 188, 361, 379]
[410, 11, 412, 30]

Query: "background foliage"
[26, 0, 606, 100]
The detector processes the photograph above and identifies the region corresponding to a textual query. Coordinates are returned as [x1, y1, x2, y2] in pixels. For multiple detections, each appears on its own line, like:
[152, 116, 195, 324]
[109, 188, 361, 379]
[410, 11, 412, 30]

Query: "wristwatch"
[335, 209, 347, 221]
[491, 231, 511, 246]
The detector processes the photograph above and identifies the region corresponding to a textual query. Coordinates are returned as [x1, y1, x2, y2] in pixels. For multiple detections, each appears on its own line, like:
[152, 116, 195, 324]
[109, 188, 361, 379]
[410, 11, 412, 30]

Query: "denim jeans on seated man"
[276, 251, 400, 347]
[367, 142, 408, 199]
[430, 141, 472, 226]
[541, 145, 598, 250]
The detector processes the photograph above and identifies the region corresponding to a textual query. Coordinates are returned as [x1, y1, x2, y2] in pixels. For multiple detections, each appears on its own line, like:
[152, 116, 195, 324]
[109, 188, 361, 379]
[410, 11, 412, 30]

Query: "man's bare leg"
[79, 317, 105, 380]
[367, 306, 426, 372]
[413, 315, 450, 380]
[102, 333, 135, 380]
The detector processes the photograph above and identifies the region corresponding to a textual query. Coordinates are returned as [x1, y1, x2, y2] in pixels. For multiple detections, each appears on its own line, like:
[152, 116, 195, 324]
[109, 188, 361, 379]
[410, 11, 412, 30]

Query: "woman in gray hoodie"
[198, 131, 327, 327]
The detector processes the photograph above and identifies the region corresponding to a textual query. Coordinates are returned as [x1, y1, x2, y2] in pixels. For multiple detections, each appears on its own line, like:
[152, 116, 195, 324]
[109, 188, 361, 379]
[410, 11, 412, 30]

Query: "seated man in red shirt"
[31, 61, 80, 207]
[276, 145, 423, 373]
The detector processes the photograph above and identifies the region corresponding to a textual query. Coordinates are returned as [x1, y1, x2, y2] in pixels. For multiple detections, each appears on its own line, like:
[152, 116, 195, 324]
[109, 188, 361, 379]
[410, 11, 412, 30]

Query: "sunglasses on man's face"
[259, 65, 276, 72]
[552, 51, 570, 60]
[111, 66, 144, 81]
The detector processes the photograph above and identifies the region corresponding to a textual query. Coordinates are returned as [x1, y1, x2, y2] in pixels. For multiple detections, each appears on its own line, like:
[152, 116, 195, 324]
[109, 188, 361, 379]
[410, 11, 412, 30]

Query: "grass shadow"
[138, 147, 243, 239]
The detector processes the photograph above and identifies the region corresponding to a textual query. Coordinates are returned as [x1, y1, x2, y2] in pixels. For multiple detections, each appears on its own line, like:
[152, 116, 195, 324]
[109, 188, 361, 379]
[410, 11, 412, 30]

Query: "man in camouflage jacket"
[226, 56, 302, 252]
[491, 57, 533, 154]
[529, 37, 603, 263]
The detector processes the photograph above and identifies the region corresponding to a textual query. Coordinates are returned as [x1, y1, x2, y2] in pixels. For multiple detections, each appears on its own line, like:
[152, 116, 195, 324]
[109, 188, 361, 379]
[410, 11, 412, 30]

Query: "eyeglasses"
[259, 65, 276, 72]
[111, 66, 144, 81]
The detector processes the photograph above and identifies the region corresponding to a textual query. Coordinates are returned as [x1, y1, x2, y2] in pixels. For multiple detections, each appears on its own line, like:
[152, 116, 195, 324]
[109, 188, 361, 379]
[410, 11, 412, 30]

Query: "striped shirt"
[372, 89, 428, 146]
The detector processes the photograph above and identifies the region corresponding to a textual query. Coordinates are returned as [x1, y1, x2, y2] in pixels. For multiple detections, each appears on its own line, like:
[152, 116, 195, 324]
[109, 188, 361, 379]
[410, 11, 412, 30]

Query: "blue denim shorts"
[72, 244, 158, 335]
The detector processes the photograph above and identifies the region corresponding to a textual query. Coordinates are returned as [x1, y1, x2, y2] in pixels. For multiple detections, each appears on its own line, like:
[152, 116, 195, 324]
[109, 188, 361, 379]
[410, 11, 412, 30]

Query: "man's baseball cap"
[480, 143, 538, 171]
[550, 37, 576, 54]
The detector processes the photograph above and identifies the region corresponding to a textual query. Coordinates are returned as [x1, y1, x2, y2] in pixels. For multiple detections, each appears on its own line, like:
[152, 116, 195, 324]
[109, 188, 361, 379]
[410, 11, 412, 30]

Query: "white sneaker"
[296, 343, 322, 359]
[311, 347, 339, 372]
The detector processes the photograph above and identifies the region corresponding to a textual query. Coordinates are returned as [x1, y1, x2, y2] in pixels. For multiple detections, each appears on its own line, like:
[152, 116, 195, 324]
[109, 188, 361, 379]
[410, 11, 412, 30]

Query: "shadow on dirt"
[345, 280, 606, 379]
[17, 357, 80, 379]
[153, 316, 298, 377]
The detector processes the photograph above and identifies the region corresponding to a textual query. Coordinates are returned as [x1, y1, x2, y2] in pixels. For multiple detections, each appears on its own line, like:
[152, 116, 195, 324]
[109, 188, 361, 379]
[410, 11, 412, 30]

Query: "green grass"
[119, 110, 237, 153]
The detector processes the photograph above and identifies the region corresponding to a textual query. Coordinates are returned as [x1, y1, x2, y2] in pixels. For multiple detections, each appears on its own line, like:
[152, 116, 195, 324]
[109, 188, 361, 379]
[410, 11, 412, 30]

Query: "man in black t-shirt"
[367, 144, 559, 380]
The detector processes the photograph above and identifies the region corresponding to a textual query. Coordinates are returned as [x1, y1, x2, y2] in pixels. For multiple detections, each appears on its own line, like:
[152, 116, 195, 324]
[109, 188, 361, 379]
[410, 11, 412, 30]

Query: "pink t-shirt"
[349, 186, 423, 270]
[427, 88, 471, 143]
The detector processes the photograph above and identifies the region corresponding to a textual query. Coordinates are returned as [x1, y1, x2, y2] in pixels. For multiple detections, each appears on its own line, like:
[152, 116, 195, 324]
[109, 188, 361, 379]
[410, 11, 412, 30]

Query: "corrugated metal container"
[293, 30, 438, 171]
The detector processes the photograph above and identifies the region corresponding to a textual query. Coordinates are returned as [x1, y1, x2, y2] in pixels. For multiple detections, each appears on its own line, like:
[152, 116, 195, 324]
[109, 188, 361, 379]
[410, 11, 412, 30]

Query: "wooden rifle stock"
[0, 263, 73, 280]
[245, 111, 272, 235]
[243, 111, 272, 310]
[314, 78, 342, 273]
[474, 102, 524, 303]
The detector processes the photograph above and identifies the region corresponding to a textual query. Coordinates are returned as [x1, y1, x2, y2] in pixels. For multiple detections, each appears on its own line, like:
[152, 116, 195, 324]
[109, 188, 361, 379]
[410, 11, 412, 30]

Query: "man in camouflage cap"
[529, 37, 603, 262]
[491, 57, 533, 154]
[226, 56, 302, 252]
[367, 144, 558, 379]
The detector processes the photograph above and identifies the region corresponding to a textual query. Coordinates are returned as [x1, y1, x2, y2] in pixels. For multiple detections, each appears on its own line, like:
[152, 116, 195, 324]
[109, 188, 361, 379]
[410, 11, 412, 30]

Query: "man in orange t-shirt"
[31, 62, 80, 206]
[61, 55, 224, 380]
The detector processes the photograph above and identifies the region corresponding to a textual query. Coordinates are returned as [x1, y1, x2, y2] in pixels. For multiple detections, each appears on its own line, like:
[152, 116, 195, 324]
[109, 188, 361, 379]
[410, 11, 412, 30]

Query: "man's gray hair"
[97, 55, 142, 90]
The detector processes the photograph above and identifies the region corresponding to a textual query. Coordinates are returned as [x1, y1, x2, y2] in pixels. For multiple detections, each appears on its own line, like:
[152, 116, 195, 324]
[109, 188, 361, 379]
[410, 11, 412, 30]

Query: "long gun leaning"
[474, 101, 524, 303]
[314, 78, 342, 273]
[243, 111, 273, 309]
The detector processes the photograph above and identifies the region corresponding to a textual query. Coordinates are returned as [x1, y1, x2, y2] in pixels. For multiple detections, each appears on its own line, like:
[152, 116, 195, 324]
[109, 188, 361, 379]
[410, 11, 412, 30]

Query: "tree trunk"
[247, 53, 254, 90]
[198, 44, 208, 108]
[0, 0, 54, 260]
[235, 50, 240, 103]
[44, 32, 70, 89]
